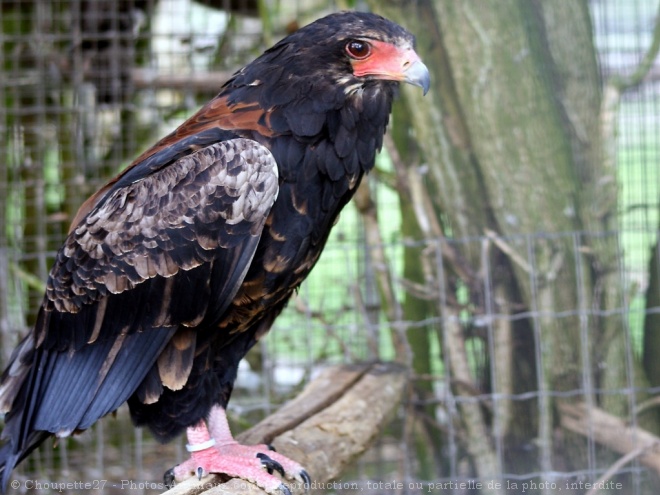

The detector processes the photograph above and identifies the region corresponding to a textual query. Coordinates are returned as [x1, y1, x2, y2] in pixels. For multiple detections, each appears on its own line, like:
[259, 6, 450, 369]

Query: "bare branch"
[162, 363, 407, 495]
[559, 401, 660, 476]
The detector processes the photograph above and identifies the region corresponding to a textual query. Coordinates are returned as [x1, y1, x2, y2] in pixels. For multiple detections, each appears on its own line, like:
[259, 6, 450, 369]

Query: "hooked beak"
[350, 40, 431, 95]
[403, 58, 431, 95]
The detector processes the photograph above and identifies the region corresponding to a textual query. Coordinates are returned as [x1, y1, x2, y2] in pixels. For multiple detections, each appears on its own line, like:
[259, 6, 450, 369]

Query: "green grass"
[617, 99, 660, 351]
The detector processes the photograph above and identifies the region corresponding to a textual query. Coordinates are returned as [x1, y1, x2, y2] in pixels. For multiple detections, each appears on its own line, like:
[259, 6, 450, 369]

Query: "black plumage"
[0, 10, 429, 492]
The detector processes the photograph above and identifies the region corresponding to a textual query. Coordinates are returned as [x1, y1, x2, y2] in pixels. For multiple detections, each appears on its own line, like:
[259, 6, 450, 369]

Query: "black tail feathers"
[0, 431, 49, 494]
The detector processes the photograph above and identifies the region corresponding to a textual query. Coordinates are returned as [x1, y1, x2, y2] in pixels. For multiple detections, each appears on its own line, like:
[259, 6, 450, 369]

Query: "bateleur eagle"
[0, 10, 429, 494]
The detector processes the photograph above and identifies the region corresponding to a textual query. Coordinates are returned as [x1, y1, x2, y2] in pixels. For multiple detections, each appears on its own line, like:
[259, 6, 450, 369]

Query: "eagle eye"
[345, 40, 371, 60]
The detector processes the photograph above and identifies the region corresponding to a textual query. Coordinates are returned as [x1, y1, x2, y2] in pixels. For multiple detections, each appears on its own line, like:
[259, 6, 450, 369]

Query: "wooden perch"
[162, 362, 408, 495]
[559, 401, 660, 476]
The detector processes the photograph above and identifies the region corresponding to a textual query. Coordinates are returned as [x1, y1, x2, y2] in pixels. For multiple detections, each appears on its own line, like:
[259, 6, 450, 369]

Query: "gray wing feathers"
[0, 138, 278, 454]
[45, 138, 278, 314]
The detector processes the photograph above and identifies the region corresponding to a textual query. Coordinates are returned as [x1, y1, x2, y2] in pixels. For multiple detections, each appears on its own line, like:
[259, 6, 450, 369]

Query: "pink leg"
[208, 405, 309, 478]
[166, 405, 309, 495]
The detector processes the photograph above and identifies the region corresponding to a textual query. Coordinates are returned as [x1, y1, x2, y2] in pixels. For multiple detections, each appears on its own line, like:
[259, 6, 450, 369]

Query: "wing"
[68, 93, 279, 231]
[0, 138, 278, 484]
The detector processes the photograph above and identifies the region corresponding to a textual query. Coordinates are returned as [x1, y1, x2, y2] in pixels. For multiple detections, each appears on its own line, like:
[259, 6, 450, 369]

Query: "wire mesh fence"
[2, 0, 660, 494]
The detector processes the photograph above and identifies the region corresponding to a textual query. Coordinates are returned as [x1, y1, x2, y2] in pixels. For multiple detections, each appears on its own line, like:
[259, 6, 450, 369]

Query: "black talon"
[300, 469, 311, 487]
[278, 483, 292, 495]
[256, 452, 273, 474]
[196, 466, 204, 480]
[267, 444, 277, 452]
[163, 467, 176, 488]
[256, 452, 285, 477]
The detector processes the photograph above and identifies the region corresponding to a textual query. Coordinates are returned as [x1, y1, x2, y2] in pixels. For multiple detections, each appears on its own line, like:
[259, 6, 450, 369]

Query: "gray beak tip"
[404, 59, 431, 95]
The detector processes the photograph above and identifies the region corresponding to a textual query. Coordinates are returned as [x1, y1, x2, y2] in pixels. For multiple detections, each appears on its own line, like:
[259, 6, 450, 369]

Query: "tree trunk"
[370, 0, 642, 489]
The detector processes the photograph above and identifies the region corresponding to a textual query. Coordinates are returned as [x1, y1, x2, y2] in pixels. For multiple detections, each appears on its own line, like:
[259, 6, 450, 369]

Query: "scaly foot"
[164, 406, 310, 495]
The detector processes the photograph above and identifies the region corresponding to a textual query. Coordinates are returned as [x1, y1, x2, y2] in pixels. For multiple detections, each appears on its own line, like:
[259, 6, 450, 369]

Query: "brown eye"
[346, 40, 371, 60]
